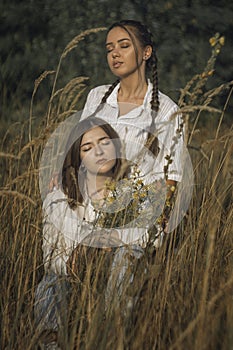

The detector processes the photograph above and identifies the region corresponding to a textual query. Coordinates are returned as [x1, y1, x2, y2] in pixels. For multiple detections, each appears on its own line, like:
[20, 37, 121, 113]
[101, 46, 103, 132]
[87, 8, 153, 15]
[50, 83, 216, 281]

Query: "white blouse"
[42, 186, 161, 275]
[41, 81, 193, 275]
[81, 80, 185, 182]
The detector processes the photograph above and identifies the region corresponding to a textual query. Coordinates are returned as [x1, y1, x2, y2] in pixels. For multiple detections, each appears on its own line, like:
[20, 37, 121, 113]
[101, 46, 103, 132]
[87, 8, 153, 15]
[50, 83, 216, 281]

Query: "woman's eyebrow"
[106, 38, 131, 46]
[99, 136, 110, 141]
[80, 142, 92, 148]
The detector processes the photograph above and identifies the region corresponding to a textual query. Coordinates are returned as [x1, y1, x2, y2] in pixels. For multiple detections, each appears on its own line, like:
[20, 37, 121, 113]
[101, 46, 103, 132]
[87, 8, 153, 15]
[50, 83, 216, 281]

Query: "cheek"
[107, 54, 111, 65]
[80, 153, 85, 164]
[129, 47, 142, 64]
[80, 153, 92, 168]
[109, 146, 116, 159]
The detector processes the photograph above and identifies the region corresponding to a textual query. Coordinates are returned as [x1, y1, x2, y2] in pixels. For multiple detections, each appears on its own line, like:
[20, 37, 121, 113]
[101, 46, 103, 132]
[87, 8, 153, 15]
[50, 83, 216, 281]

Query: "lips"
[113, 61, 123, 68]
[96, 158, 107, 164]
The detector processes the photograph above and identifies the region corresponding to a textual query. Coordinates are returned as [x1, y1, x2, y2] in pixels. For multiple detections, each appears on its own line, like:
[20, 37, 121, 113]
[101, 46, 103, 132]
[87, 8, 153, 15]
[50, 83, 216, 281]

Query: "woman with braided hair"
[81, 19, 188, 234]
[50, 20, 188, 233]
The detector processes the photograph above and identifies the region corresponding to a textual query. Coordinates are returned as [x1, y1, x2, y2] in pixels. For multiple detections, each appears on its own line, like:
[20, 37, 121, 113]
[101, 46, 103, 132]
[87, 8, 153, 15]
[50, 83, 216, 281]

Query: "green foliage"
[0, 0, 232, 127]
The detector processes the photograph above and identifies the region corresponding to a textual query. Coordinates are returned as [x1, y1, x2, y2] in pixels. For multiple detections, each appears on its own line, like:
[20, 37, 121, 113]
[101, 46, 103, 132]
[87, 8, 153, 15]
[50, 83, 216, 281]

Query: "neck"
[86, 173, 112, 200]
[118, 74, 148, 101]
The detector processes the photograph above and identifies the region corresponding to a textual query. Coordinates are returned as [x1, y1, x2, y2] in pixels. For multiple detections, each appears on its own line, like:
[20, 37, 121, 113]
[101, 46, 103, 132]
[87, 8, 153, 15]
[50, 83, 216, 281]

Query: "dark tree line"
[0, 0, 232, 124]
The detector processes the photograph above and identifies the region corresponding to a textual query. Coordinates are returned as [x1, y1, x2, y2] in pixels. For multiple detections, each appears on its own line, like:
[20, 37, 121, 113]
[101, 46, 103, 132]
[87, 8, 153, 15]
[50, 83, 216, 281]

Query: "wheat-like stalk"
[46, 27, 106, 124]
[0, 27, 232, 350]
[56, 76, 89, 114]
[61, 27, 106, 59]
[0, 190, 37, 206]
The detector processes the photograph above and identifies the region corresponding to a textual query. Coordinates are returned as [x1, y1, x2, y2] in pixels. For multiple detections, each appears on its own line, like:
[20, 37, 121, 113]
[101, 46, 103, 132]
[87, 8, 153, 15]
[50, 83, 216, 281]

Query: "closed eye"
[100, 139, 111, 146]
[120, 44, 130, 49]
[81, 147, 92, 152]
[106, 38, 131, 54]
[106, 44, 113, 53]
[81, 138, 112, 151]
[106, 44, 130, 53]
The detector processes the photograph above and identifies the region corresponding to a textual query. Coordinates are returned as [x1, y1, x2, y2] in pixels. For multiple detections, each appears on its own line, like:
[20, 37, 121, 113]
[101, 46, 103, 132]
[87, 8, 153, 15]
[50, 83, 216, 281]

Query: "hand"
[48, 172, 60, 192]
[80, 229, 122, 249]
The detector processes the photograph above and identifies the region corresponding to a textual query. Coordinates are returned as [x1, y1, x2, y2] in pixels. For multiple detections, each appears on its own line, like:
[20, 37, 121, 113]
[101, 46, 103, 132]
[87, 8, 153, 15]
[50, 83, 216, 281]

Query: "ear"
[143, 45, 153, 60]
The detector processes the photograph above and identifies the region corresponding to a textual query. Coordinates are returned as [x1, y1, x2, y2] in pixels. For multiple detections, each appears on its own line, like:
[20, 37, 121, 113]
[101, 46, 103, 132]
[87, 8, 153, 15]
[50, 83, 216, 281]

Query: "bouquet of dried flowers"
[93, 166, 168, 231]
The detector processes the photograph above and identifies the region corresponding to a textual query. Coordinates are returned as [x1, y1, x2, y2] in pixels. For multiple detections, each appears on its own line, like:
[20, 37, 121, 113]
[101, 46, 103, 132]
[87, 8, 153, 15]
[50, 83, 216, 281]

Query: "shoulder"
[82, 84, 112, 116]
[157, 91, 180, 121]
[159, 91, 178, 110]
[86, 84, 112, 101]
[146, 81, 179, 119]
[43, 189, 80, 231]
[43, 189, 67, 211]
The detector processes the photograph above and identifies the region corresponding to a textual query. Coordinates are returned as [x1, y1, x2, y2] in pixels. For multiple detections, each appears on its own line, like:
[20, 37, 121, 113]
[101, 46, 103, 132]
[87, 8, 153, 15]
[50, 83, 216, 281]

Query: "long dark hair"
[95, 20, 160, 156]
[62, 117, 127, 209]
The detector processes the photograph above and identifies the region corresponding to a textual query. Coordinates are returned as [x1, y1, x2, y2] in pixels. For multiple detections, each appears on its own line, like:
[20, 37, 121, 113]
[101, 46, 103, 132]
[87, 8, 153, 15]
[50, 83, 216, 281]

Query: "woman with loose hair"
[35, 116, 159, 348]
[61, 116, 125, 210]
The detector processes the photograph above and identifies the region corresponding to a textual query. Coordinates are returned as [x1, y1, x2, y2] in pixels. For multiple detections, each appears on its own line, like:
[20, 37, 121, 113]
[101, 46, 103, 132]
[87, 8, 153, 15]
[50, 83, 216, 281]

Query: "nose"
[94, 144, 104, 156]
[112, 48, 120, 58]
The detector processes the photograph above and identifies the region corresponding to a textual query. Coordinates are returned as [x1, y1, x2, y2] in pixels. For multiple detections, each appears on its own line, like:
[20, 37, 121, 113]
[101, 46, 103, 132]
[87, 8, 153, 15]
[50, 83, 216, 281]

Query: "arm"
[157, 93, 185, 182]
[42, 217, 69, 275]
[42, 190, 72, 275]
[81, 89, 96, 119]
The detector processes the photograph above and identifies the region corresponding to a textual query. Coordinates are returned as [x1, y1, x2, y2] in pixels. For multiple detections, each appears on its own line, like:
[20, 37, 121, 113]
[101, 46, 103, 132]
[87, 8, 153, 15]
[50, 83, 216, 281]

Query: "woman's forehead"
[106, 26, 132, 43]
[81, 126, 109, 143]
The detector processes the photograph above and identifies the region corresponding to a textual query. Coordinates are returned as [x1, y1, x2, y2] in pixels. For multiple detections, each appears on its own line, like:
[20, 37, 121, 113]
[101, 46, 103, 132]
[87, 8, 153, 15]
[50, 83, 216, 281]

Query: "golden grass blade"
[61, 27, 106, 59]
[0, 152, 20, 159]
[0, 190, 36, 206]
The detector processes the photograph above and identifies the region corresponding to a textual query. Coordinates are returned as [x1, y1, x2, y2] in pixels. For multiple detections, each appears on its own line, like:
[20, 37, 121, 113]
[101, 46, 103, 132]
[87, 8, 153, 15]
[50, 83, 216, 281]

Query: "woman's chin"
[97, 170, 114, 177]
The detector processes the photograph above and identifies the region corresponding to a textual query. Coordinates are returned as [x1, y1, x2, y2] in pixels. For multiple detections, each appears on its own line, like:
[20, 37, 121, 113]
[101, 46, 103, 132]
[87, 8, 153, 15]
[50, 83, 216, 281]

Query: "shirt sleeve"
[81, 89, 96, 120]
[42, 216, 69, 275]
[42, 191, 73, 275]
[167, 107, 185, 182]
[115, 227, 147, 246]
[156, 103, 185, 182]
[81, 85, 111, 120]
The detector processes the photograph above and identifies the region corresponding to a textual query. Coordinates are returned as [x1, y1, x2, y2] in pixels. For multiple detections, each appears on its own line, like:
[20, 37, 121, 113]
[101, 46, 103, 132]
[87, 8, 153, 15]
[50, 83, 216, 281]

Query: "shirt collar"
[106, 82, 120, 108]
[106, 79, 153, 110]
[143, 79, 153, 109]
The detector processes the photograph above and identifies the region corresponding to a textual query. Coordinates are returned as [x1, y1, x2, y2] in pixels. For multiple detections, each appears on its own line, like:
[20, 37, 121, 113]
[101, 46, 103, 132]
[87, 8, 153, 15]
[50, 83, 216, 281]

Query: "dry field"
[0, 31, 232, 350]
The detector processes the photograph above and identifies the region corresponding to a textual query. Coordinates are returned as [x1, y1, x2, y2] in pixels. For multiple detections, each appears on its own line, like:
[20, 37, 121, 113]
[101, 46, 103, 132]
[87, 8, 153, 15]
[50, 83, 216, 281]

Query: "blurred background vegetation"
[0, 0, 232, 133]
[0, 2, 232, 349]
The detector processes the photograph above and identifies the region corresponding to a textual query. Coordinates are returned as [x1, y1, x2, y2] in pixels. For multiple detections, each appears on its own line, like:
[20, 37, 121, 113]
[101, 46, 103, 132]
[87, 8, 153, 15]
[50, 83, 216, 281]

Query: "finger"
[48, 173, 60, 191]
[54, 175, 59, 187]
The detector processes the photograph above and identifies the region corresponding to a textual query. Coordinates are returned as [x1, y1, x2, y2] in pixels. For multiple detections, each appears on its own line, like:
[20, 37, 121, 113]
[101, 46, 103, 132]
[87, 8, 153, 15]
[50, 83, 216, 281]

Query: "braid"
[90, 79, 120, 116]
[147, 37, 160, 156]
[150, 51, 159, 114]
[101, 79, 120, 104]
[146, 50, 160, 157]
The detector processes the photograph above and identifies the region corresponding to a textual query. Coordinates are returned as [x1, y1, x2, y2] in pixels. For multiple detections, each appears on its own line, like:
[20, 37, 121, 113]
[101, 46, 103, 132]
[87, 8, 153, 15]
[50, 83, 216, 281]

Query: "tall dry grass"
[0, 30, 232, 350]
